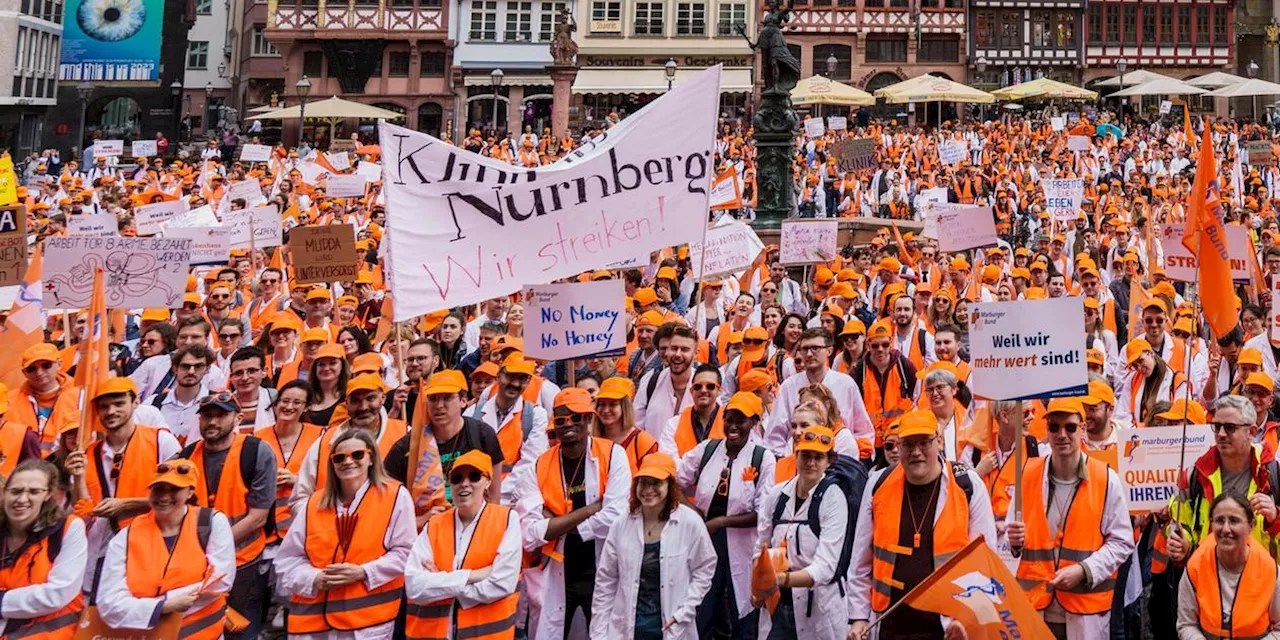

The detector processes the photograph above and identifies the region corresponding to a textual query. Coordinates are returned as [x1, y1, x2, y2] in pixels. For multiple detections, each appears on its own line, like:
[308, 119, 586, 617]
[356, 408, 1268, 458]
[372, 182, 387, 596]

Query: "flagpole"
[1010, 400, 1024, 559]
[1173, 286, 1200, 541]
[861, 536, 987, 634]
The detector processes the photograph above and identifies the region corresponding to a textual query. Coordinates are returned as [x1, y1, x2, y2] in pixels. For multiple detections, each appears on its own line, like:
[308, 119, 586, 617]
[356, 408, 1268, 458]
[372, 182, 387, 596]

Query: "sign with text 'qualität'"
[969, 297, 1088, 400]
[289, 224, 359, 284]
[523, 279, 626, 361]
[1116, 425, 1213, 514]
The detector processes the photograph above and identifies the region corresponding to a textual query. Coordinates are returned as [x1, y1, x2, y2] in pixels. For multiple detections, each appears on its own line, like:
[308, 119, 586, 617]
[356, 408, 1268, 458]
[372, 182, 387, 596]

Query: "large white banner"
[969, 297, 1089, 400]
[379, 66, 721, 320]
[43, 236, 193, 308]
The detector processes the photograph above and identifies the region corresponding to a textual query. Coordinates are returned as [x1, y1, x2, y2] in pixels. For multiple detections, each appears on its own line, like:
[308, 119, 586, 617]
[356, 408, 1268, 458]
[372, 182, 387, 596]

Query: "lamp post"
[295, 75, 312, 147]
[76, 81, 93, 158]
[975, 56, 988, 121]
[170, 80, 182, 151]
[665, 58, 677, 92]
[1116, 59, 1127, 117]
[1250, 59, 1261, 120]
[490, 68, 504, 135]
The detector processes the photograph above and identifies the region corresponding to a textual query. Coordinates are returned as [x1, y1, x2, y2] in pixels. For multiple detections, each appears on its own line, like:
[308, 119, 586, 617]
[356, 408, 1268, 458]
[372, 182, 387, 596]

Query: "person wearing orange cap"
[276, 326, 330, 388]
[522, 387, 630, 640]
[626, 310, 666, 383]
[635, 325, 700, 439]
[1124, 298, 1208, 394]
[594, 377, 658, 474]
[832, 320, 866, 374]
[404, 448, 522, 640]
[466, 353, 549, 506]
[768, 326, 874, 456]
[8, 343, 81, 454]
[1006, 396, 1134, 638]
[1242, 372, 1280, 451]
[96, 460, 235, 639]
[1116, 338, 1189, 427]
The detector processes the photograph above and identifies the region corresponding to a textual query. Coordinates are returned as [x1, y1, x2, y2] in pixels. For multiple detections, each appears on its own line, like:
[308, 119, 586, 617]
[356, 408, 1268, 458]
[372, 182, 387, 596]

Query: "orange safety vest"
[125, 508, 226, 640]
[84, 425, 166, 527]
[1125, 368, 1187, 428]
[1185, 533, 1278, 640]
[673, 406, 724, 458]
[7, 381, 79, 454]
[187, 435, 266, 567]
[405, 504, 519, 640]
[535, 437, 613, 561]
[0, 518, 84, 639]
[316, 420, 407, 490]
[901, 327, 928, 372]
[617, 428, 658, 475]
[0, 419, 33, 478]
[1015, 456, 1116, 614]
[716, 320, 750, 365]
[289, 481, 406, 634]
[956, 177, 976, 204]
[489, 401, 534, 476]
[870, 464, 971, 612]
[858, 361, 914, 445]
[255, 422, 326, 544]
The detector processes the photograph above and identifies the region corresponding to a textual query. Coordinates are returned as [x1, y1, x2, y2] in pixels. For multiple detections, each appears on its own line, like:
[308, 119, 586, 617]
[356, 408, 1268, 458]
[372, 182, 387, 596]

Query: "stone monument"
[739, 0, 801, 229]
[547, 7, 579, 139]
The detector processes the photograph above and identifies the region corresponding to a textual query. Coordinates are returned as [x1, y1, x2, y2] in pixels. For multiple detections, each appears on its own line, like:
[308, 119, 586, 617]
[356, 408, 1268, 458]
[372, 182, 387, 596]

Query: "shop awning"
[463, 74, 552, 87]
[572, 68, 752, 95]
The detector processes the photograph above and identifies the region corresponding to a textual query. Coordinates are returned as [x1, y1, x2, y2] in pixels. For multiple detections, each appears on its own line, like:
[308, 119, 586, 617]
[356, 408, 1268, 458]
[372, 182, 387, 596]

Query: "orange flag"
[1182, 120, 1240, 338]
[0, 247, 45, 390]
[1184, 107, 1196, 156]
[1128, 276, 1150, 341]
[74, 268, 110, 450]
[898, 537, 1052, 640]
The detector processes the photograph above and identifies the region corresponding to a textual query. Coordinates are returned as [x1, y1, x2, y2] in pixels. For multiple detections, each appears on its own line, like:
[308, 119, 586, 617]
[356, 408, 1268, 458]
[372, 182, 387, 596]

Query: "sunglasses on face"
[1047, 421, 1079, 434]
[692, 382, 719, 392]
[331, 449, 371, 465]
[744, 338, 767, 346]
[23, 361, 54, 374]
[882, 440, 899, 452]
[450, 469, 484, 485]
[554, 413, 589, 427]
[1213, 422, 1251, 435]
[219, 332, 242, 340]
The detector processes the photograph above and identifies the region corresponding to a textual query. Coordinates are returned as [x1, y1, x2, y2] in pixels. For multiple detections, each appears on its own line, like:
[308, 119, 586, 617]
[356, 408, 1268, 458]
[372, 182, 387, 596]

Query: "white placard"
[356, 161, 382, 181]
[163, 226, 231, 265]
[224, 205, 284, 249]
[67, 214, 117, 237]
[920, 188, 949, 239]
[523, 280, 626, 361]
[935, 204, 998, 252]
[687, 221, 764, 279]
[1272, 278, 1280, 347]
[1117, 425, 1214, 513]
[938, 141, 968, 166]
[1043, 178, 1086, 220]
[1160, 100, 1172, 115]
[969, 297, 1089, 400]
[164, 204, 220, 231]
[133, 200, 189, 236]
[325, 152, 352, 172]
[43, 236, 193, 308]
[779, 219, 839, 265]
[827, 116, 847, 131]
[93, 140, 124, 158]
[1051, 117, 1065, 131]
[804, 118, 825, 138]
[1160, 223, 1251, 282]
[226, 179, 265, 206]
[239, 143, 272, 163]
[327, 174, 367, 198]
[1067, 135, 1090, 152]
[130, 140, 158, 158]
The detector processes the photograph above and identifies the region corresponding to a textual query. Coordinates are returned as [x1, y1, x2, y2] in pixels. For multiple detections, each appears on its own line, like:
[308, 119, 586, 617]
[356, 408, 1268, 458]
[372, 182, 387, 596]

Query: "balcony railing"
[269, 0, 443, 31]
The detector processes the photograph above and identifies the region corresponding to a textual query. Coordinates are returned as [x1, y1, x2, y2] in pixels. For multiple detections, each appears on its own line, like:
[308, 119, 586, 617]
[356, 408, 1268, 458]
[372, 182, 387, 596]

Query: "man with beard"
[467, 354, 549, 507]
[625, 311, 664, 383]
[387, 338, 439, 424]
[770, 327, 874, 457]
[152, 344, 215, 443]
[764, 260, 809, 316]
[660, 365, 723, 458]
[891, 295, 935, 371]
[933, 324, 971, 385]
[244, 267, 287, 340]
[179, 392, 277, 639]
[84, 377, 183, 526]
[636, 325, 700, 439]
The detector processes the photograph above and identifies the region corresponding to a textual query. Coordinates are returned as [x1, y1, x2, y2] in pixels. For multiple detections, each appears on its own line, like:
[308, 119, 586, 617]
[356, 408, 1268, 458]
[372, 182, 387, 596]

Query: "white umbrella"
[1187, 72, 1247, 89]
[1109, 77, 1206, 97]
[1096, 70, 1179, 88]
[248, 96, 406, 121]
[1206, 77, 1280, 97]
[247, 105, 279, 114]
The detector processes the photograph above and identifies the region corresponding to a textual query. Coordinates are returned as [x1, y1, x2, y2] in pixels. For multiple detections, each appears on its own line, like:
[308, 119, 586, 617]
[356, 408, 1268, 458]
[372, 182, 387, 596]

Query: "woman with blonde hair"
[799, 383, 860, 458]
[594, 376, 658, 474]
[506, 303, 525, 338]
[775, 402, 829, 485]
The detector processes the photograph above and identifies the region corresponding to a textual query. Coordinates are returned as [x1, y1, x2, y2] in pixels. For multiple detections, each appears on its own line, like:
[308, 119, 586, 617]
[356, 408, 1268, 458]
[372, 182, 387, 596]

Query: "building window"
[1104, 5, 1119, 44]
[812, 44, 851, 80]
[864, 0, 882, 8]
[252, 24, 278, 56]
[1195, 6, 1209, 44]
[1177, 5, 1190, 44]
[539, 2, 566, 41]
[470, 0, 498, 40]
[195, 0, 212, 14]
[633, 2, 663, 35]
[676, 2, 705, 35]
[302, 50, 323, 76]
[590, 0, 621, 32]
[505, 1, 533, 41]
[1213, 6, 1227, 44]
[15, 27, 25, 73]
[417, 102, 443, 137]
[1031, 11, 1051, 48]
[46, 0, 61, 23]
[1055, 12, 1074, 47]
[1086, 4, 1101, 44]
[420, 51, 446, 76]
[186, 41, 209, 69]
[388, 51, 411, 76]
[1140, 5, 1155, 44]
[975, 10, 995, 47]
[716, 3, 744, 35]
[1159, 5, 1173, 42]
[918, 35, 959, 62]
[998, 10, 1020, 49]
[865, 35, 907, 62]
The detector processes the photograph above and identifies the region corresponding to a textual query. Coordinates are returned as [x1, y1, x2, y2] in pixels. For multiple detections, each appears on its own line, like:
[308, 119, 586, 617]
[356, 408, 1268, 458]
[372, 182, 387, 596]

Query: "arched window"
[812, 44, 852, 82]
[417, 102, 443, 137]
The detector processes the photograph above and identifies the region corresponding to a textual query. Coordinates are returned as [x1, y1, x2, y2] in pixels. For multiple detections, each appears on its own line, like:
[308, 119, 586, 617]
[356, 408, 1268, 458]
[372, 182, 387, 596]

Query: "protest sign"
[827, 116, 847, 130]
[523, 280, 626, 361]
[226, 179, 265, 206]
[938, 141, 967, 166]
[225, 205, 284, 250]
[709, 169, 742, 211]
[834, 138, 877, 172]
[379, 66, 720, 320]
[239, 144, 272, 163]
[327, 174, 367, 198]
[1043, 178, 1086, 220]
[935, 204, 998, 252]
[1159, 100, 1172, 115]
[0, 207, 25, 287]
[803, 118, 825, 138]
[164, 205, 219, 231]
[325, 151, 352, 172]
[163, 226, 230, 265]
[356, 161, 382, 181]
[93, 140, 124, 158]
[969, 296, 1089, 400]
[1248, 140, 1274, 166]
[133, 199, 188, 236]
[289, 224, 359, 284]
[329, 139, 358, 154]
[1067, 135, 1090, 152]
[779, 220, 838, 265]
[1050, 116, 1065, 131]
[68, 213, 117, 237]
[688, 221, 764, 279]
[1160, 223, 1250, 281]
[130, 140, 158, 157]
[919, 189, 948, 239]
[43, 236, 193, 308]
[1116, 425, 1214, 513]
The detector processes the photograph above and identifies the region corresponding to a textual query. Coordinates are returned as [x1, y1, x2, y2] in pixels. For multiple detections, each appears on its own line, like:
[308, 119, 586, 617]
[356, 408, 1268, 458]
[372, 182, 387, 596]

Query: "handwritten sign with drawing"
[779, 219, 839, 265]
[43, 236, 193, 309]
[523, 280, 626, 361]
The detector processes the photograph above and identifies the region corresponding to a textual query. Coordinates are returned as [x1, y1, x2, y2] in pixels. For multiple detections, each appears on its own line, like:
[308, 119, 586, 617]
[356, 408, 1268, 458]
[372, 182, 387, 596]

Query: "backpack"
[872, 461, 975, 503]
[180, 436, 275, 538]
[769, 454, 869, 603]
[697, 439, 766, 482]
[469, 399, 535, 442]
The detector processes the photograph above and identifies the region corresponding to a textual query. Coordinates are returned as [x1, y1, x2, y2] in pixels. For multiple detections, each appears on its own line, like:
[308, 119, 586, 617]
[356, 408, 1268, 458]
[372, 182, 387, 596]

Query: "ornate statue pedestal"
[547, 65, 578, 140]
[752, 91, 798, 230]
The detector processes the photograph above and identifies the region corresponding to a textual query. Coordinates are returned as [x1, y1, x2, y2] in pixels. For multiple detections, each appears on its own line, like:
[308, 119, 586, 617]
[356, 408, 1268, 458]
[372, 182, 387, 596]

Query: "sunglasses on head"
[157, 462, 194, 475]
[1047, 421, 1079, 434]
[331, 449, 371, 465]
[554, 413, 588, 427]
[801, 431, 833, 446]
[199, 391, 237, 407]
[450, 469, 484, 485]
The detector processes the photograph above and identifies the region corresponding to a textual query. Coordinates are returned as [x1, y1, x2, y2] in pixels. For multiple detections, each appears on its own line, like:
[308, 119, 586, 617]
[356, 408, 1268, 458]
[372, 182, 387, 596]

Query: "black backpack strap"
[1025, 435, 1041, 458]
[916, 328, 927, 361]
[770, 492, 788, 528]
[697, 439, 723, 479]
[643, 369, 662, 406]
[871, 463, 897, 496]
[44, 518, 67, 562]
[151, 392, 165, 409]
[951, 462, 974, 503]
[179, 441, 197, 459]
[197, 507, 213, 550]
[750, 445, 766, 476]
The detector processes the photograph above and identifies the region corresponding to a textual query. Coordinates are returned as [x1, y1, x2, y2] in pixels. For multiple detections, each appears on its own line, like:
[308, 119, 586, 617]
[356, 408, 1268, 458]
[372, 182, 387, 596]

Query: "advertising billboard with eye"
[59, 0, 163, 81]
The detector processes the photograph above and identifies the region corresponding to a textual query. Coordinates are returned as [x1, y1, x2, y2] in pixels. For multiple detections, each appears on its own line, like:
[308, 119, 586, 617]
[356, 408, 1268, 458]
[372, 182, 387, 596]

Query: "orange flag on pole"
[0, 247, 45, 390]
[74, 268, 110, 450]
[897, 537, 1052, 640]
[1182, 120, 1240, 338]
[1184, 107, 1196, 156]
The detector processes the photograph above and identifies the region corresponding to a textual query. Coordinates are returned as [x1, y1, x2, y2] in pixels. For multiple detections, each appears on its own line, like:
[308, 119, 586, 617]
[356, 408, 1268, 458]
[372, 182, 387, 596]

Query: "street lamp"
[76, 81, 93, 158]
[826, 53, 838, 78]
[170, 80, 182, 149]
[1117, 59, 1128, 116]
[1250, 60, 1261, 119]
[295, 75, 312, 146]
[976, 56, 988, 120]
[490, 68, 504, 135]
[217, 61, 227, 78]
[665, 58, 677, 91]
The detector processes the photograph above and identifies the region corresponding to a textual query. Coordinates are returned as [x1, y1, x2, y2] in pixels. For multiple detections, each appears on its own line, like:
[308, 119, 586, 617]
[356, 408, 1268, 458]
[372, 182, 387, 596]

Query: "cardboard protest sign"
[919, 189, 948, 239]
[523, 280, 626, 361]
[935, 204, 998, 252]
[1160, 223, 1250, 281]
[827, 116, 847, 130]
[0, 207, 25, 286]
[134, 199, 189, 236]
[93, 140, 124, 158]
[1116, 425, 1214, 513]
[378, 66, 719, 320]
[834, 138, 877, 172]
[325, 151, 352, 172]
[130, 140, 158, 157]
[225, 205, 284, 249]
[1067, 135, 1090, 152]
[938, 141, 967, 166]
[326, 174, 367, 198]
[329, 139, 358, 154]
[226, 179, 266, 206]
[1051, 117, 1065, 131]
[163, 226, 231, 266]
[687, 221, 764, 279]
[1159, 100, 1172, 115]
[803, 118, 825, 138]
[1043, 178, 1086, 220]
[356, 161, 382, 181]
[68, 213, 117, 237]
[43, 236, 193, 308]
[239, 144, 272, 163]
[289, 224, 359, 284]
[779, 219, 838, 265]
[969, 296, 1089, 400]
[1248, 140, 1274, 166]
[164, 204, 219, 231]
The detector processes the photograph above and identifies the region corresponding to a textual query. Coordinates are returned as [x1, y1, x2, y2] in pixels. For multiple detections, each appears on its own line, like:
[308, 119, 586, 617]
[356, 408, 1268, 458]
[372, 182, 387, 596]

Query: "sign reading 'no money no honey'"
[289, 224, 359, 285]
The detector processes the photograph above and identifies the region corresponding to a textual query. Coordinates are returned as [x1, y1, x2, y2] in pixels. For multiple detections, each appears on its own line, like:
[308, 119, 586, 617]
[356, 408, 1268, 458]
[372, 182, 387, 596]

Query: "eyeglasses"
[743, 338, 768, 346]
[900, 437, 936, 452]
[692, 382, 719, 392]
[554, 413, 589, 427]
[156, 462, 194, 475]
[796, 344, 828, 354]
[331, 449, 371, 465]
[1143, 316, 1165, 325]
[801, 431, 833, 446]
[882, 440, 899, 452]
[716, 467, 730, 497]
[23, 361, 54, 374]
[868, 342, 892, 351]
[231, 367, 262, 377]
[219, 332, 242, 341]
[5, 487, 47, 498]
[1213, 422, 1252, 435]
[925, 384, 952, 397]
[450, 469, 484, 485]
[1047, 421, 1079, 434]
[140, 338, 163, 345]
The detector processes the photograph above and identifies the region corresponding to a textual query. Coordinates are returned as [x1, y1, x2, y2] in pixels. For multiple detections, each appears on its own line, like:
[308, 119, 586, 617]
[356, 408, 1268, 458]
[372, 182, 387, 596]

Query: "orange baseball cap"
[314, 343, 346, 362]
[634, 452, 677, 480]
[149, 459, 200, 490]
[554, 387, 595, 414]
[1045, 396, 1086, 418]
[302, 327, 331, 343]
[423, 370, 468, 396]
[1081, 380, 1115, 406]
[725, 392, 763, 418]
[597, 377, 636, 401]
[471, 361, 500, 380]
[451, 449, 493, 479]
[501, 353, 536, 376]
[795, 426, 836, 453]
[346, 372, 387, 395]
[21, 344, 59, 369]
[633, 288, 659, 307]
[94, 376, 139, 399]
[351, 353, 384, 375]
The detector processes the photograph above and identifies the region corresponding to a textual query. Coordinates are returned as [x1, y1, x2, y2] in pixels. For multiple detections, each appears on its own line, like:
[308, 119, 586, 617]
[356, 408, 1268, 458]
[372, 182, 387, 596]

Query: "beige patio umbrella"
[1187, 72, 1247, 89]
[790, 75, 875, 106]
[873, 74, 994, 103]
[1206, 77, 1280, 97]
[989, 78, 1097, 101]
[1108, 77, 1206, 97]
[1096, 70, 1178, 88]
[249, 96, 406, 143]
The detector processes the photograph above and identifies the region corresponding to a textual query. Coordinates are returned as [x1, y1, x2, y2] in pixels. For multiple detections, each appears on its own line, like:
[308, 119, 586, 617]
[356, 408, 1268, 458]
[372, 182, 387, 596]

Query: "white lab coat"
[677, 440, 776, 618]
[0, 517, 86, 628]
[719, 349, 796, 405]
[97, 508, 236, 632]
[658, 407, 723, 459]
[516, 441, 633, 639]
[1114, 365, 1188, 426]
[1121, 332, 1208, 397]
[469, 397, 550, 507]
[404, 504, 522, 639]
[635, 368, 695, 440]
[590, 504, 717, 640]
[273, 480, 416, 640]
[766, 369, 874, 456]
[754, 477, 850, 640]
